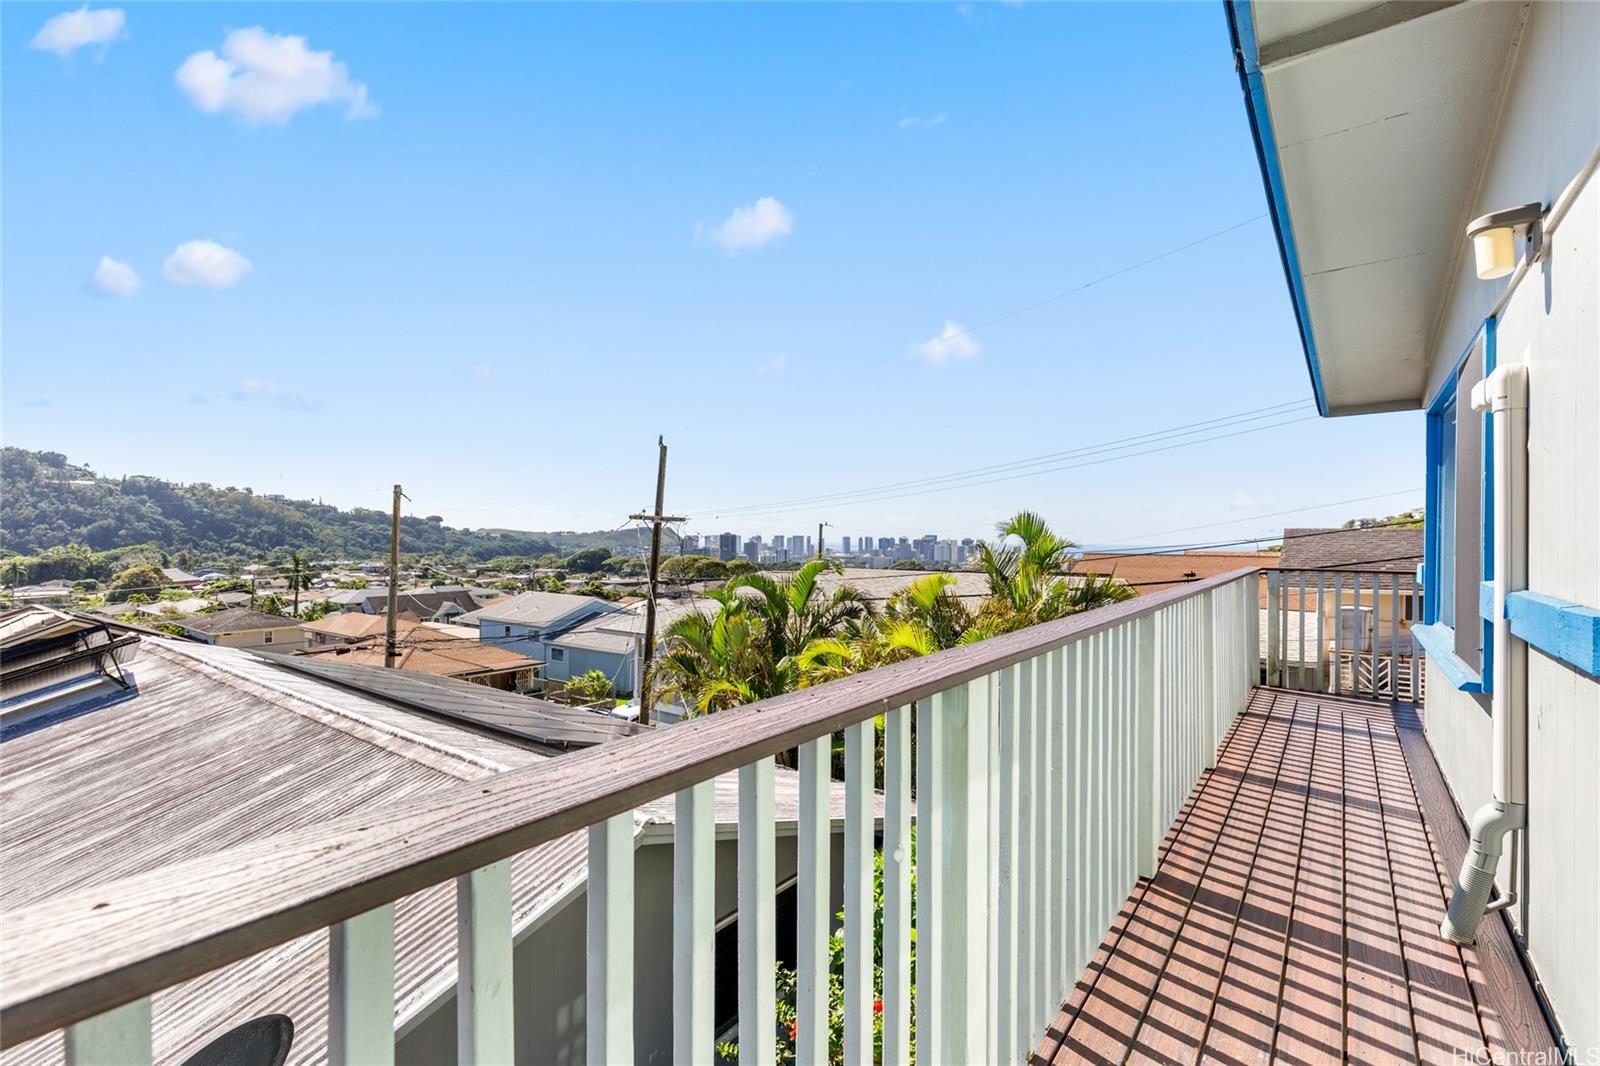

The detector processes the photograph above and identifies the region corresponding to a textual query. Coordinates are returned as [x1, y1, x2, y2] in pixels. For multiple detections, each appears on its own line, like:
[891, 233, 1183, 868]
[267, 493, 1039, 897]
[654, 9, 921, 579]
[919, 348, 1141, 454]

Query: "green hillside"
[0, 448, 653, 563]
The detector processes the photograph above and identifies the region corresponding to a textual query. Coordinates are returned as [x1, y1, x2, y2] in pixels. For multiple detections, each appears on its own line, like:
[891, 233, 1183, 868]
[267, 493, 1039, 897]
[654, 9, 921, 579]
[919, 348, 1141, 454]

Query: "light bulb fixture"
[1465, 202, 1544, 281]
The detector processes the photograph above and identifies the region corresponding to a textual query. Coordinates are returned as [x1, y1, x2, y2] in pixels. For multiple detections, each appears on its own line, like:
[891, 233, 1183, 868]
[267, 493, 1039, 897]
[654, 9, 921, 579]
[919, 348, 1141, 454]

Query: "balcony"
[0, 569, 1556, 1065]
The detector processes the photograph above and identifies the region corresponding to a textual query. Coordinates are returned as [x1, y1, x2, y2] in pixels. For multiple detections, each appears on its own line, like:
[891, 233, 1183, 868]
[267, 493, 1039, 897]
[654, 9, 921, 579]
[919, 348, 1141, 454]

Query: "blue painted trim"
[1506, 591, 1600, 678]
[1413, 623, 1487, 692]
[1480, 581, 1496, 622]
[1224, 1, 1329, 417]
[1424, 411, 1442, 625]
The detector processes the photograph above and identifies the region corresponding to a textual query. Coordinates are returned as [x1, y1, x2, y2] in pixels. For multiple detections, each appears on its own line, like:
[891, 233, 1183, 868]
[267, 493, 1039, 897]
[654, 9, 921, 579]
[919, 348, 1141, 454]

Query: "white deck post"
[796, 736, 831, 1066]
[1201, 589, 1218, 767]
[738, 757, 776, 1066]
[673, 780, 715, 1065]
[588, 814, 635, 1065]
[882, 704, 913, 1066]
[329, 904, 396, 1066]
[65, 998, 151, 1066]
[457, 860, 514, 1066]
[843, 722, 874, 1066]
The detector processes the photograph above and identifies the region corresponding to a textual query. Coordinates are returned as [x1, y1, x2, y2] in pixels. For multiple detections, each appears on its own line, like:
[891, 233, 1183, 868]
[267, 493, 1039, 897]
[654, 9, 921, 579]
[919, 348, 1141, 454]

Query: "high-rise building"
[878, 537, 894, 551]
[841, 536, 852, 554]
[788, 535, 807, 559]
[743, 537, 760, 563]
[718, 533, 738, 562]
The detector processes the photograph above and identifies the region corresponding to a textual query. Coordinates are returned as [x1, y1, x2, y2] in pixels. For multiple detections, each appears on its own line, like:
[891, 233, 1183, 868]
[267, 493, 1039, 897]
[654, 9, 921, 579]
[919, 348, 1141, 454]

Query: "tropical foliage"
[649, 513, 1132, 716]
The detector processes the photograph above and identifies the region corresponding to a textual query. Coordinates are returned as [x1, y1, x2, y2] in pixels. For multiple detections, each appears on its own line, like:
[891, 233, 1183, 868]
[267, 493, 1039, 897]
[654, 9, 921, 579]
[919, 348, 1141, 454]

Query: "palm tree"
[972, 510, 1134, 635]
[287, 551, 309, 617]
[649, 561, 874, 715]
[2, 558, 27, 588]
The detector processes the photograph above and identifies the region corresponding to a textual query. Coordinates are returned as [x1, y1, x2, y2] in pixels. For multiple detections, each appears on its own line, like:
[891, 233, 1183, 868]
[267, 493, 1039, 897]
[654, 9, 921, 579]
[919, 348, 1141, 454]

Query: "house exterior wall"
[561, 646, 634, 697]
[1420, 3, 1599, 1049]
[208, 626, 307, 652]
[397, 829, 845, 1065]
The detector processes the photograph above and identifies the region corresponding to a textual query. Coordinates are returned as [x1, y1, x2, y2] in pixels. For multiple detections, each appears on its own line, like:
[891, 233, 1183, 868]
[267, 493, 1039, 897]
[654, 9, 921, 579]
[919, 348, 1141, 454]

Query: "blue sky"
[2, 2, 1422, 546]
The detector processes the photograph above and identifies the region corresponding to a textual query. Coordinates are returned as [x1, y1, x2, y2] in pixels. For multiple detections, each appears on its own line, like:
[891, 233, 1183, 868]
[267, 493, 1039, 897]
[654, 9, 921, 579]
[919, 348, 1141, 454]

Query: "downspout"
[1441, 362, 1528, 943]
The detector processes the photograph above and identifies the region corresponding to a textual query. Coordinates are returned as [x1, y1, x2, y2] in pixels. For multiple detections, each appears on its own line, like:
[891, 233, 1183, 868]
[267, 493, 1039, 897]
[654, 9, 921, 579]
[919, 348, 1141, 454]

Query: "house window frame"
[1418, 318, 1495, 693]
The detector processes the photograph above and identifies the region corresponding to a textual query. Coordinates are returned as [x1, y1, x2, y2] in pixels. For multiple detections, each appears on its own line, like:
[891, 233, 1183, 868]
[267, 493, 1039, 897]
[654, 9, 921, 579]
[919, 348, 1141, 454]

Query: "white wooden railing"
[0, 569, 1260, 1066]
[1264, 568, 1425, 701]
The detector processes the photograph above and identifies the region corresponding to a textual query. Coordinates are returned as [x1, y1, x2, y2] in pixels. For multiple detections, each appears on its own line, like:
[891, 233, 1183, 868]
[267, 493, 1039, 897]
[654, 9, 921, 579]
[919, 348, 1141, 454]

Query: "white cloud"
[705, 196, 793, 251]
[898, 114, 947, 130]
[30, 7, 125, 58]
[757, 355, 786, 376]
[163, 240, 252, 287]
[91, 256, 140, 295]
[233, 379, 316, 411]
[176, 27, 376, 124]
[913, 321, 980, 367]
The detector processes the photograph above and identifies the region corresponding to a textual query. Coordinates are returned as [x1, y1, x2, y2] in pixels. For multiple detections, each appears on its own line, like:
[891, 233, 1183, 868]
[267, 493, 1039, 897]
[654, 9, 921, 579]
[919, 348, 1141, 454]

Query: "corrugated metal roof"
[456, 591, 617, 628]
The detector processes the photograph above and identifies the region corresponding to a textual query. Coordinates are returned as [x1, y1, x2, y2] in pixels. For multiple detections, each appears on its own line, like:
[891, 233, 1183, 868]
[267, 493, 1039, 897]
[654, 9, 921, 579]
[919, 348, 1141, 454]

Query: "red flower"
[788, 1020, 797, 1041]
[873, 999, 883, 1014]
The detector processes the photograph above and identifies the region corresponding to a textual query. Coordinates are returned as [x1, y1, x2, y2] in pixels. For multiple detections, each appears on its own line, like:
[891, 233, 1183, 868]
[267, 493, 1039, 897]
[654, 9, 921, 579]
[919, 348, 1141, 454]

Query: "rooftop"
[176, 608, 299, 635]
[1278, 526, 1423, 575]
[456, 590, 616, 628]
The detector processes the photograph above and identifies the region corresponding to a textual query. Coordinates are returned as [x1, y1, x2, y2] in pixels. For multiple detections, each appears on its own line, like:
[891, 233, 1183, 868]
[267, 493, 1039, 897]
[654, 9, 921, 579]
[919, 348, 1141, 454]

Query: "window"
[264, 631, 274, 644]
[503, 625, 511, 637]
[1422, 320, 1491, 689]
[550, 647, 565, 662]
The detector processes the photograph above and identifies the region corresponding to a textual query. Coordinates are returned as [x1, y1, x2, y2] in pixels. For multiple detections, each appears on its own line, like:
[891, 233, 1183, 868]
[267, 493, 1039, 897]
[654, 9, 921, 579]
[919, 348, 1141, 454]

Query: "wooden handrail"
[0, 567, 1259, 1048]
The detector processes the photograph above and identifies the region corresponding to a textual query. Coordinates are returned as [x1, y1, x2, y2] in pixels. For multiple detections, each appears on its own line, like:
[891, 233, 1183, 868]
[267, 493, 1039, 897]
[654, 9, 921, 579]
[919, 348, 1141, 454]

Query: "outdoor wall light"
[1466, 202, 1544, 280]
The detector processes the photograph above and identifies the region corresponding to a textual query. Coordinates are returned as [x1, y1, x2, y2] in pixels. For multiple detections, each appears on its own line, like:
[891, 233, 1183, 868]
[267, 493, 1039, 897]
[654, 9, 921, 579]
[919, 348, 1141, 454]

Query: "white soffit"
[1249, 0, 1525, 414]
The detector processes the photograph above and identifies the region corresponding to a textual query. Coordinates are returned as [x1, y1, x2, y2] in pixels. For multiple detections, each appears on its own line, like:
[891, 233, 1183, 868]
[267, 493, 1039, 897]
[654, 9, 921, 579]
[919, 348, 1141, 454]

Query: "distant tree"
[299, 599, 342, 621]
[287, 551, 311, 617]
[564, 547, 610, 574]
[727, 560, 757, 576]
[565, 669, 614, 702]
[660, 555, 729, 583]
[204, 577, 253, 596]
[337, 578, 370, 590]
[2, 559, 26, 587]
[540, 575, 566, 593]
[889, 560, 924, 571]
[107, 564, 167, 603]
[600, 555, 633, 574]
[254, 593, 289, 616]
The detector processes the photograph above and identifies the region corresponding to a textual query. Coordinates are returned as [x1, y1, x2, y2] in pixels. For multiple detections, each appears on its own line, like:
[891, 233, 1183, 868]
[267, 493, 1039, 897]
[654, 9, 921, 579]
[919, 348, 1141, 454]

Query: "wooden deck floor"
[1033, 688, 1558, 1066]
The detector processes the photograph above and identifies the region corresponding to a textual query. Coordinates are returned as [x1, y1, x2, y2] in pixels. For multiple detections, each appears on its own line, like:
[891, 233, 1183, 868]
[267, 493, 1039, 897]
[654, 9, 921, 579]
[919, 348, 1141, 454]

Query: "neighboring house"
[133, 597, 212, 618]
[160, 568, 204, 590]
[0, 613, 863, 1065]
[7, 583, 74, 606]
[1234, 0, 1598, 1049]
[457, 591, 621, 668]
[299, 610, 409, 646]
[329, 585, 482, 620]
[1077, 550, 1280, 595]
[545, 599, 718, 699]
[297, 624, 541, 692]
[176, 608, 307, 652]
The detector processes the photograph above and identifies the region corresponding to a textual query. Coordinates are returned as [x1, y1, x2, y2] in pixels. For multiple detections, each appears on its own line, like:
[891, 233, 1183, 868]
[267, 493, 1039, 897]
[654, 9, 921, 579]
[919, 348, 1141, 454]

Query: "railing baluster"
[1389, 571, 1401, 699]
[1296, 569, 1308, 690]
[1266, 570, 1281, 686]
[457, 860, 513, 1065]
[1034, 650, 1053, 1039]
[329, 904, 396, 1066]
[1017, 657, 1037, 1057]
[1065, 638, 1086, 983]
[673, 780, 715, 1065]
[843, 723, 873, 1066]
[1201, 589, 1218, 765]
[738, 758, 776, 1066]
[1365, 571, 1378, 699]
[882, 704, 913, 1066]
[916, 678, 990, 1065]
[1314, 571, 1326, 693]
[1048, 647, 1068, 1007]
[64, 998, 150, 1066]
[796, 736, 831, 1066]
[1333, 572, 1344, 696]
[991, 663, 1019, 1064]
[587, 814, 634, 1066]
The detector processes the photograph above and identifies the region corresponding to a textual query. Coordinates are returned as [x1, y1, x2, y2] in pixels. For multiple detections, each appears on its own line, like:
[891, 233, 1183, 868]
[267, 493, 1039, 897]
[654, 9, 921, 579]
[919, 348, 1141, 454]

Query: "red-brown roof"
[1077, 551, 1278, 594]
[297, 624, 537, 678]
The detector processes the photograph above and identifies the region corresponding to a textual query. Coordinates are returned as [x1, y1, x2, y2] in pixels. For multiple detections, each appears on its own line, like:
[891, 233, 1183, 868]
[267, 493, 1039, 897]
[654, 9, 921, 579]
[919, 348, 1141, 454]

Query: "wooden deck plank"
[1053, 692, 1289, 1064]
[1339, 704, 1418, 1063]
[1037, 689, 1557, 1066]
[1196, 697, 1319, 1065]
[1393, 711, 1560, 1061]
[1125, 697, 1300, 1063]
[1368, 717, 1486, 1064]
[1271, 701, 1348, 1065]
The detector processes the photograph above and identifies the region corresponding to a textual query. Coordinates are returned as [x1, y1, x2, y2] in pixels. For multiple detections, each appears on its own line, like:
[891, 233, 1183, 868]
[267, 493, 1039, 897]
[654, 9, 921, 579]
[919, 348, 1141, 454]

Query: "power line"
[1108, 489, 1422, 544]
[692, 414, 1320, 522]
[689, 399, 1311, 519]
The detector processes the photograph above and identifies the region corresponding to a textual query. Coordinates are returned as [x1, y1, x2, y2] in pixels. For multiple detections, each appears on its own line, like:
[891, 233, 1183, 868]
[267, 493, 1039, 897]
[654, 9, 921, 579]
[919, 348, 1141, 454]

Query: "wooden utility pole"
[629, 438, 684, 724]
[817, 521, 831, 559]
[385, 484, 402, 668]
